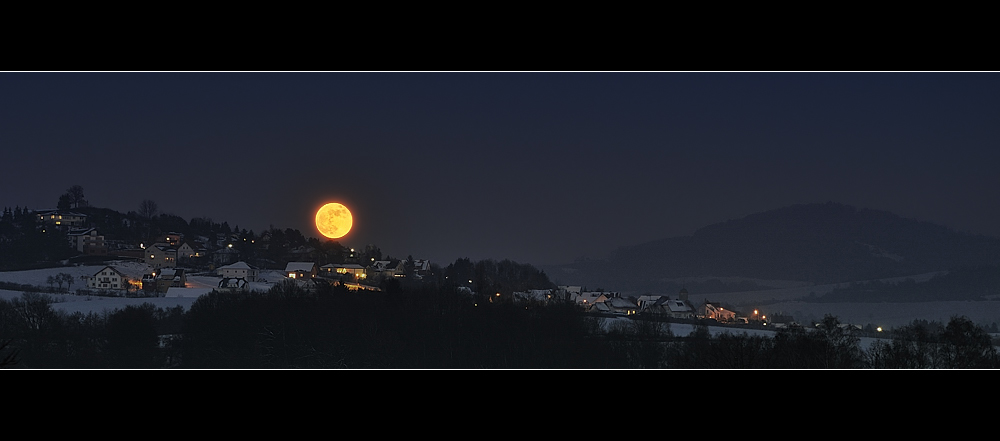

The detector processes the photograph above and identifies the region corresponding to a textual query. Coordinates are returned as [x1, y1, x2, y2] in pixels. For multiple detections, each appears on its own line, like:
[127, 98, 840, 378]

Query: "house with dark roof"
[157, 268, 187, 288]
[155, 232, 183, 247]
[699, 301, 736, 322]
[768, 313, 797, 329]
[321, 263, 367, 279]
[513, 289, 555, 302]
[606, 296, 639, 315]
[212, 246, 240, 266]
[572, 291, 609, 310]
[369, 260, 405, 279]
[285, 261, 317, 279]
[636, 294, 696, 319]
[177, 241, 207, 259]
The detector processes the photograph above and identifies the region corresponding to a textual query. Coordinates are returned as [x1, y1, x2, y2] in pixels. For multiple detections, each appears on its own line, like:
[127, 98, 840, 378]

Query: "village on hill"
[5, 202, 807, 330]
[6, 192, 1000, 369]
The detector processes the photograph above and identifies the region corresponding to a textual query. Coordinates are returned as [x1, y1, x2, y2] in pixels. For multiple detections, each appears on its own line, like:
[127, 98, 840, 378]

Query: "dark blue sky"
[2, 72, 998, 265]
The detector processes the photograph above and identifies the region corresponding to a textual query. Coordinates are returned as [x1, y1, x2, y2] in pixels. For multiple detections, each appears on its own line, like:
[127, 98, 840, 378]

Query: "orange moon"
[315, 203, 353, 239]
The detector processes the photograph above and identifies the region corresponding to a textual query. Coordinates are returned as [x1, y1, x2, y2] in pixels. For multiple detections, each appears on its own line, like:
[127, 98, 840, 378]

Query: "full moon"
[315, 203, 353, 239]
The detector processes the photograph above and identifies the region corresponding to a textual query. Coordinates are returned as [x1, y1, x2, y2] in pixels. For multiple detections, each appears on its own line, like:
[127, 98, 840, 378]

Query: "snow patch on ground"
[0, 261, 153, 287]
[0, 287, 198, 314]
[0, 264, 239, 313]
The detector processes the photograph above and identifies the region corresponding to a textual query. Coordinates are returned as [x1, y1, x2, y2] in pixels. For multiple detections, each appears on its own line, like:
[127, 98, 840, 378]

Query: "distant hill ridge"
[549, 202, 1000, 291]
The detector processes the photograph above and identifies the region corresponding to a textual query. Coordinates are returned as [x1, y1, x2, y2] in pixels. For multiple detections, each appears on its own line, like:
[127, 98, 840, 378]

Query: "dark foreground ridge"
[2, 282, 997, 369]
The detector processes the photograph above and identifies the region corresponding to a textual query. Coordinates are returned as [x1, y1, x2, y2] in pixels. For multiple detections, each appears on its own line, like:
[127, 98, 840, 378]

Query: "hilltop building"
[34, 209, 87, 231]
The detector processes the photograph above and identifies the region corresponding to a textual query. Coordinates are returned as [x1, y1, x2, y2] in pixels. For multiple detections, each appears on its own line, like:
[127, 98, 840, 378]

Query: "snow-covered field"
[0, 264, 349, 315]
[597, 317, 883, 351]
[0, 288, 202, 315]
[0, 263, 261, 315]
[0, 264, 969, 357]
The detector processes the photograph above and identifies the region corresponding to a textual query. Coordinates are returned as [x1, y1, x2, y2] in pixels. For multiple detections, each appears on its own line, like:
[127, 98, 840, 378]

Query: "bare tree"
[139, 200, 158, 219]
[58, 273, 74, 292]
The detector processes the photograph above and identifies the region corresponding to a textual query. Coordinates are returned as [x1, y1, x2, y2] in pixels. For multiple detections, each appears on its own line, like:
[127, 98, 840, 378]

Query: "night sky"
[2, 72, 998, 266]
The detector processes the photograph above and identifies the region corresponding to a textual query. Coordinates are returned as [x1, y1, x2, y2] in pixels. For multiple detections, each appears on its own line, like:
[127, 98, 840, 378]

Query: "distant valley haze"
[541, 202, 1000, 303]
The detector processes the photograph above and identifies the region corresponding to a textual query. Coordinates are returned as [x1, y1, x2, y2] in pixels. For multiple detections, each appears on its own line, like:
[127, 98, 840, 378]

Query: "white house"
[88, 266, 129, 290]
[34, 209, 87, 231]
[144, 244, 177, 268]
[176, 242, 205, 259]
[67, 228, 106, 255]
[666, 299, 695, 319]
[219, 261, 259, 282]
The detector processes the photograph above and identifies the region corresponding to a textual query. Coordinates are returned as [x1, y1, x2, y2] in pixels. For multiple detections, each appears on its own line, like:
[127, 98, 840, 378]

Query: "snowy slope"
[0, 263, 215, 314]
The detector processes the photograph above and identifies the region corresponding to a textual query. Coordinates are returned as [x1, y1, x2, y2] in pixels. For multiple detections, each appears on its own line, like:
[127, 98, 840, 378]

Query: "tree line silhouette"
[2, 283, 997, 368]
